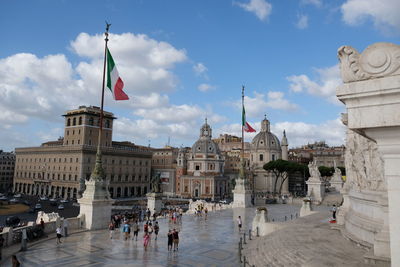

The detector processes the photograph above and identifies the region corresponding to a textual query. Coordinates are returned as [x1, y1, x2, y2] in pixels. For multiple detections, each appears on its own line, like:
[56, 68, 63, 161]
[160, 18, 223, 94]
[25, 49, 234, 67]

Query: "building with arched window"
[13, 106, 152, 199]
[250, 116, 289, 197]
[176, 120, 230, 200]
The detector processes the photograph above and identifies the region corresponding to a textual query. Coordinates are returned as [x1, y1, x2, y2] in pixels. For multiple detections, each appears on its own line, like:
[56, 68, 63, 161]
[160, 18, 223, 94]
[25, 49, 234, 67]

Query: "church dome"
[251, 116, 281, 151]
[191, 119, 221, 155]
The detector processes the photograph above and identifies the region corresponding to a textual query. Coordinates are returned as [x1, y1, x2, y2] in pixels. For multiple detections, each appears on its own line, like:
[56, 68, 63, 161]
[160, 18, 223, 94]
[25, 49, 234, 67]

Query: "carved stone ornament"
[344, 129, 385, 192]
[338, 42, 400, 83]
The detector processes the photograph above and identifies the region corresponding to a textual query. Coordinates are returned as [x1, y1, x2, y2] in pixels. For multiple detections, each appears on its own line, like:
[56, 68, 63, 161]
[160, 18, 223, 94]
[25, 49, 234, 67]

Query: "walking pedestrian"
[332, 204, 337, 220]
[154, 221, 159, 240]
[132, 220, 139, 241]
[237, 216, 242, 231]
[143, 232, 150, 250]
[172, 228, 179, 251]
[167, 230, 173, 251]
[56, 226, 63, 244]
[63, 219, 69, 237]
[123, 221, 130, 241]
[148, 222, 153, 244]
[109, 221, 115, 239]
[204, 207, 208, 220]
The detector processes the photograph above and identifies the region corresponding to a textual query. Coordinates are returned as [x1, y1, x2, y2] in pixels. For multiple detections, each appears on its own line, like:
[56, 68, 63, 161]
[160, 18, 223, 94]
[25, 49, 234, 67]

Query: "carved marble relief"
[345, 130, 385, 191]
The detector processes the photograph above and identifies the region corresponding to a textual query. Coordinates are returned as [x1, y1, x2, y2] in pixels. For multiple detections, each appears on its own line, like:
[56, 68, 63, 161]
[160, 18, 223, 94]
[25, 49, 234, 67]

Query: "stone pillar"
[146, 192, 163, 215]
[78, 152, 114, 230]
[306, 179, 325, 204]
[232, 159, 252, 208]
[337, 42, 400, 265]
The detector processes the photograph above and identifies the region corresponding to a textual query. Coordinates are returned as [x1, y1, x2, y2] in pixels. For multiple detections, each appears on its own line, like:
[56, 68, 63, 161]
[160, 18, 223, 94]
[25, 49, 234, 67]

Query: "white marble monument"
[306, 160, 325, 204]
[78, 152, 114, 230]
[330, 162, 344, 192]
[336, 42, 400, 266]
[146, 192, 163, 215]
[233, 159, 252, 208]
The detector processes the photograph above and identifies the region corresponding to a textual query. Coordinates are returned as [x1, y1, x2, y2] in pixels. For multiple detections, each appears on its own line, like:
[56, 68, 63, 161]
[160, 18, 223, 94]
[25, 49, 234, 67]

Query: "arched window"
[259, 154, 264, 161]
[72, 117, 76, 126]
[67, 118, 71, 126]
[78, 117, 82, 125]
[272, 154, 275, 161]
[89, 117, 94, 126]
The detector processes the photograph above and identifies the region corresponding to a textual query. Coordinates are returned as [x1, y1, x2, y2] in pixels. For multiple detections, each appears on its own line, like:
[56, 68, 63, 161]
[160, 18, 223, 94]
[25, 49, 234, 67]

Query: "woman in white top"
[56, 226, 63, 244]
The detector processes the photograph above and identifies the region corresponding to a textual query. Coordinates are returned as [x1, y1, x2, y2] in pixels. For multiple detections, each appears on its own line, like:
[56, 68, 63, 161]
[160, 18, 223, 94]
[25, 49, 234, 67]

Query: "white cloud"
[193, 63, 208, 76]
[198, 83, 216, 92]
[296, 14, 309, 29]
[287, 64, 342, 104]
[272, 118, 346, 147]
[233, 91, 298, 118]
[301, 0, 322, 7]
[217, 117, 346, 147]
[0, 32, 188, 124]
[234, 0, 272, 21]
[341, 0, 400, 32]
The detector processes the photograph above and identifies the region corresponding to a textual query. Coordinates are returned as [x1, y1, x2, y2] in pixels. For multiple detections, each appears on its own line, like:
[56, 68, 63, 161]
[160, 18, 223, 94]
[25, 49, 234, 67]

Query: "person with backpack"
[154, 221, 160, 240]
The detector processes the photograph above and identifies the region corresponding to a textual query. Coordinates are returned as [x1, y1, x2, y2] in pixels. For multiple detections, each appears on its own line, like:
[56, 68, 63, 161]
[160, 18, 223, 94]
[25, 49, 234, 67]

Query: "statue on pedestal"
[151, 172, 162, 193]
[308, 160, 321, 181]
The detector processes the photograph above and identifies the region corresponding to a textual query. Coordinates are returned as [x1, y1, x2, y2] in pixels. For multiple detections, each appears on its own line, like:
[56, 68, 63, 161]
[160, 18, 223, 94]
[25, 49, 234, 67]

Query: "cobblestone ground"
[243, 210, 371, 267]
[2, 205, 300, 267]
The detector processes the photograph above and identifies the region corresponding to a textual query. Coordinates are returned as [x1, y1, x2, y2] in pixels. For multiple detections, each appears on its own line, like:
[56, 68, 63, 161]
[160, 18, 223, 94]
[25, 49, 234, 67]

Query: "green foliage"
[318, 166, 334, 177]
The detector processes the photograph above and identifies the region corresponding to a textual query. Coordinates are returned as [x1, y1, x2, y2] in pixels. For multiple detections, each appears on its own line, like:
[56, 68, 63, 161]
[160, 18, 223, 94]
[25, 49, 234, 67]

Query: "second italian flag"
[242, 106, 256, 133]
[107, 48, 129, 101]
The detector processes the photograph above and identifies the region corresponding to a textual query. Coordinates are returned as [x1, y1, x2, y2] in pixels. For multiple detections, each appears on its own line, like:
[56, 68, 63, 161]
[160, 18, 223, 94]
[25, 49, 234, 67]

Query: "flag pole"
[98, 22, 110, 151]
[241, 85, 245, 161]
[89, 22, 110, 184]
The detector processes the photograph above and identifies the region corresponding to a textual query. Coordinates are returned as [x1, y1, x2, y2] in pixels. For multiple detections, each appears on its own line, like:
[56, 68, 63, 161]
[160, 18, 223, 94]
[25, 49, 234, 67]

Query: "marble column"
[337, 42, 400, 265]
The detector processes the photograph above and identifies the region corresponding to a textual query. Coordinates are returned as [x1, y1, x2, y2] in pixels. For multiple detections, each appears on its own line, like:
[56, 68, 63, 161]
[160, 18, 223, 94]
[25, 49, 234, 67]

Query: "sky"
[1, 0, 400, 151]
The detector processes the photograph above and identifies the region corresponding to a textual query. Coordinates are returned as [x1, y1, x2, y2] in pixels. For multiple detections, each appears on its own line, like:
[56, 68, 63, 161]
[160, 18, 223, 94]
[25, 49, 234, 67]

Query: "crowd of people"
[108, 207, 183, 252]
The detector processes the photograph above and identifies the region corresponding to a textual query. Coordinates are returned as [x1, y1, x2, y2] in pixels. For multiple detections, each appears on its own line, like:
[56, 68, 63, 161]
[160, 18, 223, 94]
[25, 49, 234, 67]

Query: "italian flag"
[107, 48, 129, 100]
[242, 106, 256, 133]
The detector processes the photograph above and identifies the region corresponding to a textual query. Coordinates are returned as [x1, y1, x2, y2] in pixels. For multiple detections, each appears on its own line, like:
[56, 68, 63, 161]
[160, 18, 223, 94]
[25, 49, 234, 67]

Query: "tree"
[318, 166, 334, 177]
[263, 159, 301, 195]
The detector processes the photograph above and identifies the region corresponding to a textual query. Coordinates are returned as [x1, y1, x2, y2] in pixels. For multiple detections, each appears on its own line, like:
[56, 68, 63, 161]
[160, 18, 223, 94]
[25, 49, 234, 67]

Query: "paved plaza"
[1, 205, 298, 267]
[1, 204, 372, 266]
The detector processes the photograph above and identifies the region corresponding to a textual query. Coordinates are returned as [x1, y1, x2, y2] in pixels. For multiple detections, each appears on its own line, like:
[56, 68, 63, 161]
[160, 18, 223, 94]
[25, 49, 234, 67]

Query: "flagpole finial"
[105, 21, 111, 41]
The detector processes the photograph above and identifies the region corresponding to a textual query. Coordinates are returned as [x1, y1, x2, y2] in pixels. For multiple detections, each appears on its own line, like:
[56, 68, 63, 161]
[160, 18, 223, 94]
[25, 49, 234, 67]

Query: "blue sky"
[1, 0, 400, 151]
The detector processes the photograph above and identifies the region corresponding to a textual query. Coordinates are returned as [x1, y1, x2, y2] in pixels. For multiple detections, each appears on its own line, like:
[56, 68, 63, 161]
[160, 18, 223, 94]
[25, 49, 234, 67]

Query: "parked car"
[49, 198, 57, 202]
[60, 199, 69, 203]
[50, 201, 57, 206]
[13, 193, 22, 198]
[0, 196, 8, 201]
[23, 200, 30, 205]
[39, 196, 48, 201]
[5, 216, 20, 227]
[28, 207, 36, 213]
[34, 203, 42, 210]
[58, 204, 64, 210]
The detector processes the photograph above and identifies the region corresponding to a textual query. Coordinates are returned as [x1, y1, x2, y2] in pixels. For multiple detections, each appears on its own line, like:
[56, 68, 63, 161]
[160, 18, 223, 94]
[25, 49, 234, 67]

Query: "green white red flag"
[107, 48, 129, 100]
[242, 106, 256, 133]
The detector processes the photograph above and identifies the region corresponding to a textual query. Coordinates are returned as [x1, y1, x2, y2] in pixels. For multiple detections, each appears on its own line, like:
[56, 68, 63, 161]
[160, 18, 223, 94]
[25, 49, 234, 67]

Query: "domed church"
[250, 115, 289, 196]
[177, 119, 230, 200]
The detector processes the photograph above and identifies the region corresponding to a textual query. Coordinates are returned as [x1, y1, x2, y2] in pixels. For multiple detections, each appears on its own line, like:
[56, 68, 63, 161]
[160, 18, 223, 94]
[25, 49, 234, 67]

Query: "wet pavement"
[5, 205, 300, 267]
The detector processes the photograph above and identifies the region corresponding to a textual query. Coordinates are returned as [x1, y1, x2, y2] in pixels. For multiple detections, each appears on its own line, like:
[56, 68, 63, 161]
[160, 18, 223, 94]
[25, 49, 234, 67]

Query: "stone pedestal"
[306, 179, 325, 204]
[146, 192, 163, 215]
[337, 42, 400, 265]
[330, 170, 344, 192]
[232, 178, 252, 208]
[78, 179, 114, 230]
[300, 199, 315, 217]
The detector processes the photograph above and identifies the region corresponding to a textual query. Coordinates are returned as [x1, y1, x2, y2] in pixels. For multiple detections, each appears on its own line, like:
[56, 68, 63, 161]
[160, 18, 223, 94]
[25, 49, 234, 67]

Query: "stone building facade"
[151, 146, 178, 196]
[177, 120, 230, 200]
[289, 141, 345, 167]
[13, 106, 152, 199]
[250, 116, 289, 195]
[0, 150, 15, 193]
